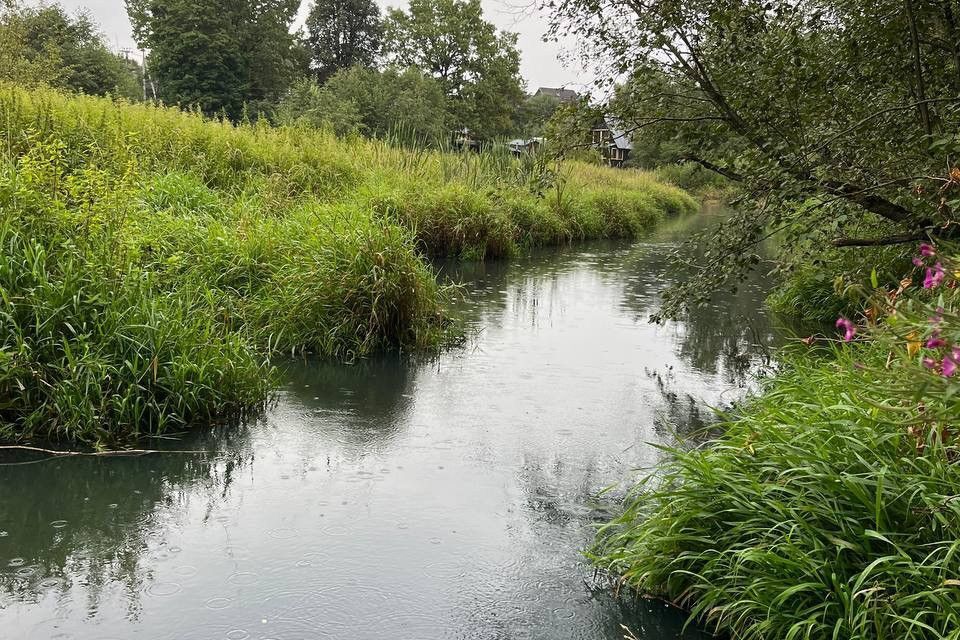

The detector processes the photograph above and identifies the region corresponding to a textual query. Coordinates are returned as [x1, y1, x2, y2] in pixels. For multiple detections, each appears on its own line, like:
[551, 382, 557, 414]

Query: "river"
[0, 210, 784, 639]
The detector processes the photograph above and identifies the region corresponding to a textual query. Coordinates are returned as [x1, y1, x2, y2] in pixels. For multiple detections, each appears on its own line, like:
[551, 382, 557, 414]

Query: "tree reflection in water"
[0, 425, 254, 616]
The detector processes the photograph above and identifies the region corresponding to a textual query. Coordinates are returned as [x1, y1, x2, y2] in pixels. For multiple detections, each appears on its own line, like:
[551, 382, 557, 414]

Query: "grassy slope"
[592, 280, 960, 638]
[0, 85, 696, 445]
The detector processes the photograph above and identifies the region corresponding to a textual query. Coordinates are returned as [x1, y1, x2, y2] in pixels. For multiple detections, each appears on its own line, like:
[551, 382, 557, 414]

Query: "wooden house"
[534, 87, 580, 103]
[508, 137, 544, 156]
[590, 117, 632, 167]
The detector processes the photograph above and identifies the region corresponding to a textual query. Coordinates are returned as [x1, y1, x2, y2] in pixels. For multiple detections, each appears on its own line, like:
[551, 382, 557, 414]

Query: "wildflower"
[920, 243, 936, 257]
[943, 355, 958, 378]
[913, 257, 924, 267]
[926, 331, 947, 349]
[923, 357, 938, 369]
[836, 317, 856, 342]
[924, 263, 945, 289]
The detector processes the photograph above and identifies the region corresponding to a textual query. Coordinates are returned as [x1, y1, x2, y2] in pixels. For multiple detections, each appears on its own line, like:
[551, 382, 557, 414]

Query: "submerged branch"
[0, 445, 206, 458]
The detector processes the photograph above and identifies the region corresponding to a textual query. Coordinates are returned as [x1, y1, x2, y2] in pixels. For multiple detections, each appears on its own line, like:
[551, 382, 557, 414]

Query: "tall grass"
[592, 270, 960, 639]
[0, 84, 695, 445]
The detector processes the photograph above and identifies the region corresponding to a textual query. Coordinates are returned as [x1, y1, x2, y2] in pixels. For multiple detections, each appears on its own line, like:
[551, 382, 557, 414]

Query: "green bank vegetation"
[592, 256, 960, 638]
[0, 85, 695, 445]
[540, 0, 960, 634]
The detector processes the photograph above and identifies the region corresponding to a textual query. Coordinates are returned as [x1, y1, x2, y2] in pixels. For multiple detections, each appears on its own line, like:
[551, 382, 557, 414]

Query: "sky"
[42, 0, 593, 93]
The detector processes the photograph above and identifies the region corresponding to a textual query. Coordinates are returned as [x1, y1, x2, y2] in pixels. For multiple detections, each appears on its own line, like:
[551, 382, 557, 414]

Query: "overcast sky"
[40, 0, 592, 93]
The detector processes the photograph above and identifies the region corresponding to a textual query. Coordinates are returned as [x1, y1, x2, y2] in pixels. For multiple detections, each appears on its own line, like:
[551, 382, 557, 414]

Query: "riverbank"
[592, 247, 960, 638]
[0, 85, 696, 445]
[0, 232, 767, 640]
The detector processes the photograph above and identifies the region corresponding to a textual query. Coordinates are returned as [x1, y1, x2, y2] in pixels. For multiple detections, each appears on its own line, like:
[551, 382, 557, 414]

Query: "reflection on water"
[0, 211, 781, 639]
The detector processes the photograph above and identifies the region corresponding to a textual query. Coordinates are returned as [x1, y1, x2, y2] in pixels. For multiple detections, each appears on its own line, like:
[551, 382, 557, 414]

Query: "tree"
[276, 66, 449, 142]
[325, 66, 449, 140]
[275, 77, 363, 136]
[384, 0, 524, 139]
[545, 0, 960, 316]
[126, 0, 300, 118]
[0, 1, 139, 98]
[513, 92, 562, 138]
[305, 0, 382, 83]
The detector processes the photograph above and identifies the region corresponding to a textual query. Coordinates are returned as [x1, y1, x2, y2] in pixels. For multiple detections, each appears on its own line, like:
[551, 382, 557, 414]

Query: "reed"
[0, 84, 695, 444]
[592, 283, 960, 639]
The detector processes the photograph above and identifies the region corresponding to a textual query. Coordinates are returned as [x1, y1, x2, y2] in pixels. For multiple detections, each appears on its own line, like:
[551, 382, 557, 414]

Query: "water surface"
[1, 212, 783, 639]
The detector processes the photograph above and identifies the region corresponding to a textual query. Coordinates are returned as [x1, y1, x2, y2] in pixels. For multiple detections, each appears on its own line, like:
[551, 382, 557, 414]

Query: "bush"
[592, 246, 960, 640]
[0, 84, 696, 444]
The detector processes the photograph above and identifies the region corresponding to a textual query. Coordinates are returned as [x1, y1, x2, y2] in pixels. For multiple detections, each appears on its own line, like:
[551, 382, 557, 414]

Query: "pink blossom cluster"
[922, 306, 958, 377]
[913, 243, 945, 289]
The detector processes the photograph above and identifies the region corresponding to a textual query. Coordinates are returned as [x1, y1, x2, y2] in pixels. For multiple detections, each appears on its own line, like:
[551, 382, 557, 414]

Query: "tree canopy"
[305, 0, 382, 83]
[277, 66, 449, 141]
[127, 0, 301, 118]
[0, 1, 140, 98]
[384, 0, 525, 139]
[545, 0, 960, 315]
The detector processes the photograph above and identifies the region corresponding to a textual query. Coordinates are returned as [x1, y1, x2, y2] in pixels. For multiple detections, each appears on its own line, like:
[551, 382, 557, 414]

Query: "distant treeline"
[0, 0, 566, 142]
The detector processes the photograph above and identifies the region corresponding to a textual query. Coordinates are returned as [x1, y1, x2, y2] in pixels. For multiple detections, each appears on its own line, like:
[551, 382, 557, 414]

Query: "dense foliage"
[126, 0, 303, 118]
[305, 0, 383, 83]
[384, 0, 525, 139]
[546, 0, 960, 316]
[0, 1, 140, 98]
[0, 85, 694, 445]
[592, 245, 960, 638]
[277, 67, 450, 141]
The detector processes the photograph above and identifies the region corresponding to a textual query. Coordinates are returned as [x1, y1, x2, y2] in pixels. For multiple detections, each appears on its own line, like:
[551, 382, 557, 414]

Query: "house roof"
[535, 87, 580, 102]
[606, 118, 633, 150]
[508, 137, 545, 148]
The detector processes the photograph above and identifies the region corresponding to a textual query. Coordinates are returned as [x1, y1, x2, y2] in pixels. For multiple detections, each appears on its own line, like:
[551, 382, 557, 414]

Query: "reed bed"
[0, 85, 694, 445]
[592, 280, 960, 639]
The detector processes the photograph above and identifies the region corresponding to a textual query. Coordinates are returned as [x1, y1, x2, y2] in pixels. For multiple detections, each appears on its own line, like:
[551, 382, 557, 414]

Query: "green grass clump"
[0, 200, 272, 444]
[592, 287, 960, 638]
[0, 84, 693, 444]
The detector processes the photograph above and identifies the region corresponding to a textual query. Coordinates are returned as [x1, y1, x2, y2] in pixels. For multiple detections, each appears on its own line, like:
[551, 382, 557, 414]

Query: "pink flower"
[943, 355, 958, 378]
[924, 263, 945, 289]
[836, 317, 856, 342]
[920, 243, 936, 257]
[923, 357, 938, 369]
[926, 330, 947, 349]
[913, 257, 925, 267]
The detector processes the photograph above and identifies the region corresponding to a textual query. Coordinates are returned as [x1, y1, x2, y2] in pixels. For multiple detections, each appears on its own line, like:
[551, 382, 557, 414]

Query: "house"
[534, 87, 580, 103]
[590, 117, 632, 167]
[451, 127, 481, 153]
[508, 137, 544, 156]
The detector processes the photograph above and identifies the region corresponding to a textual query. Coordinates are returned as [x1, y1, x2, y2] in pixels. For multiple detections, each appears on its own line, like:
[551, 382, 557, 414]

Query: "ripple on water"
[319, 525, 349, 537]
[172, 565, 198, 578]
[15, 565, 39, 578]
[8, 558, 25, 567]
[204, 597, 232, 610]
[146, 582, 183, 597]
[227, 571, 259, 587]
[38, 577, 66, 590]
[267, 527, 298, 540]
[225, 629, 250, 640]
